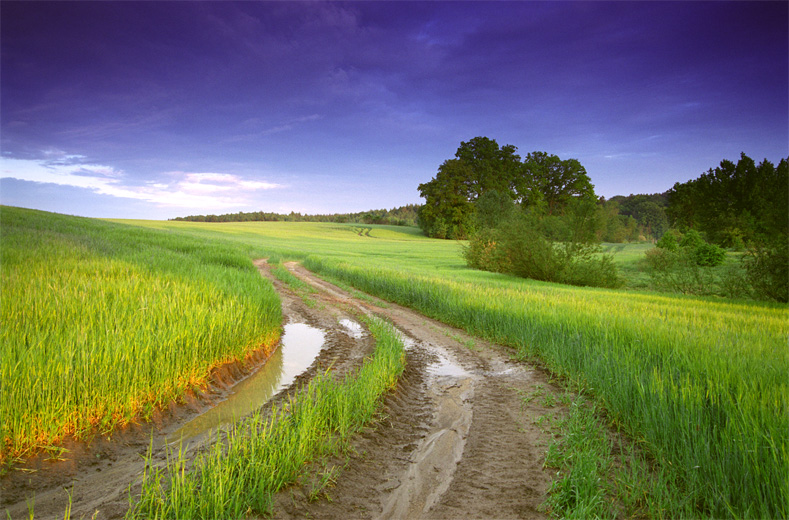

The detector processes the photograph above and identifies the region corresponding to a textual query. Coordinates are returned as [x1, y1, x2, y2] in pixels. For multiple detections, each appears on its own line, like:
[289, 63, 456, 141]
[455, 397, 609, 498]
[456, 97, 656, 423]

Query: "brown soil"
[2, 260, 564, 519]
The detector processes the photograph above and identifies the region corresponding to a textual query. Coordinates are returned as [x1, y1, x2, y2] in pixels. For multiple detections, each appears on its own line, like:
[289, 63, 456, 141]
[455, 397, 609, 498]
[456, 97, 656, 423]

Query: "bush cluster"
[464, 195, 622, 289]
[646, 229, 727, 295]
[742, 241, 789, 302]
[647, 228, 787, 302]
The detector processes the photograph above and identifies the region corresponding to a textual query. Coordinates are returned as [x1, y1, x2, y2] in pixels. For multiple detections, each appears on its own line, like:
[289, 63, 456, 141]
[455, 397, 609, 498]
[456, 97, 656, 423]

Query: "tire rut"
[275, 262, 562, 519]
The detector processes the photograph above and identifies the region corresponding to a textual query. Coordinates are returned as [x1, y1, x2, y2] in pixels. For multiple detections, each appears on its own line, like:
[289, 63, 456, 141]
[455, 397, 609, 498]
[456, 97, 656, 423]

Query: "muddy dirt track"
[2, 260, 563, 519]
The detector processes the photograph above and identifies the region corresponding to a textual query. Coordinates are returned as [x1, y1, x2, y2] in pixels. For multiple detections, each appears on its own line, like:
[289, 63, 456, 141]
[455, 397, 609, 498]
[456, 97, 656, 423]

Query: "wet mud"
[2, 259, 563, 519]
[268, 262, 562, 520]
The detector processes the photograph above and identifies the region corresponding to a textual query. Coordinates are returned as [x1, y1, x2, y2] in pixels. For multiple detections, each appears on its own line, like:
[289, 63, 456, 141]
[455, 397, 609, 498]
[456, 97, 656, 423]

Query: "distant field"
[0, 208, 281, 461]
[117, 218, 788, 518]
[112, 220, 462, 275]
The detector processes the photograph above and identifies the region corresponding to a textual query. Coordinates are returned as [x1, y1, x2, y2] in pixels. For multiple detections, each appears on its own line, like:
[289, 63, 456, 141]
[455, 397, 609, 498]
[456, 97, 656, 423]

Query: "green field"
[2, 210, 786, 517]
[117, 218, 788, 518]
[0, 207, 281, 461]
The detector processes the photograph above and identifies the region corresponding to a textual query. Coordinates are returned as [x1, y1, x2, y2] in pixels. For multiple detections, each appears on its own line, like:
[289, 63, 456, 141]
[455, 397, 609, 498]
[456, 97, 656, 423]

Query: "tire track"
[278, 262, 561, 519]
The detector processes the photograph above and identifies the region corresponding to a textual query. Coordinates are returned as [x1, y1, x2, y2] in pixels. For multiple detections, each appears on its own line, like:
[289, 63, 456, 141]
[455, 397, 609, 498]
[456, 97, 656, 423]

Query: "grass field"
[0, 207, 281, 462]
[3, 211, 786, 517]
[115, 219, 788, 518]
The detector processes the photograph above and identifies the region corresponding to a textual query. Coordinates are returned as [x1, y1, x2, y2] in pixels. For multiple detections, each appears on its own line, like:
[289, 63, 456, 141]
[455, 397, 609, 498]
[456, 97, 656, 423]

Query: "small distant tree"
[633, 201, 669, 239]
[655, 229, 681, 251]
[597, 200, 641, 243]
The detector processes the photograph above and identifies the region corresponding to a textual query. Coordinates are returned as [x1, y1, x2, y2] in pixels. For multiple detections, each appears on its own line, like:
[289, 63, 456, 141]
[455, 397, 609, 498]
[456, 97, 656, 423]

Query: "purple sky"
[1, 1, 787, 219]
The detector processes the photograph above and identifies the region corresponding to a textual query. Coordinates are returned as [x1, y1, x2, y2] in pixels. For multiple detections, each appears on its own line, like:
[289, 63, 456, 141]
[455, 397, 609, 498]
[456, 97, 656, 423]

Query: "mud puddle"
[1, 260, 369, 520]
[340, 318, 366, 339]
[170, 322, 325, 443]
[379, 340, 476, 519]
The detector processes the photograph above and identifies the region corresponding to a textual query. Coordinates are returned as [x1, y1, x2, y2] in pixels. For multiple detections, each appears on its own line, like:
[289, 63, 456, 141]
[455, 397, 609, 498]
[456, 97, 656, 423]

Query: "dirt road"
[269, 262, 561, 520]
[2, 261, 561, 519]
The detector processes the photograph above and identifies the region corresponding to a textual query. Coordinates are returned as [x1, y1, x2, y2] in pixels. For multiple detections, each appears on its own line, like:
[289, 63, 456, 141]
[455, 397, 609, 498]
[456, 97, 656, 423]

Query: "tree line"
[661, 153, 788, 301]
[416, 136, 788, 300]
[171, 205, 420, 227]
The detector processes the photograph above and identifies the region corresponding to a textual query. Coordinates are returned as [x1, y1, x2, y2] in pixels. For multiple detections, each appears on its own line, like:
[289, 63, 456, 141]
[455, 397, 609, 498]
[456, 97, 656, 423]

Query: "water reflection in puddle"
[171, 323, 325, 442]
[399, 333, 418, 351]
[428, 353, 469, 378]
[339, 318, 365, 339]
[399, 331, 468, 379]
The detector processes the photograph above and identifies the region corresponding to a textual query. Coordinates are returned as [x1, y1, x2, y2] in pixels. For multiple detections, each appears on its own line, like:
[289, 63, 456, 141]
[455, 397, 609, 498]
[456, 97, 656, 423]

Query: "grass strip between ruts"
[126, 315, 406, 519]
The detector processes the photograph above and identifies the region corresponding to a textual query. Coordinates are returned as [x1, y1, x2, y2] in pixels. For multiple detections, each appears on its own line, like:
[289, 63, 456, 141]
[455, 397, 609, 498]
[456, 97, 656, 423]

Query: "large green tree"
[418, 137, 522, 238]
[519, 152, 596, 214]
[417, 159, 475, 239]
[418, 137, 597, 238]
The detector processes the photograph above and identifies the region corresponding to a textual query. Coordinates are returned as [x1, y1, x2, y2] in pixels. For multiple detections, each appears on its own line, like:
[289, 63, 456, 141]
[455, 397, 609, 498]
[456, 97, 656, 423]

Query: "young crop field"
[3, 212, 786, 518]
[0, 207, 281, 463]
[117, 219, 789, 518]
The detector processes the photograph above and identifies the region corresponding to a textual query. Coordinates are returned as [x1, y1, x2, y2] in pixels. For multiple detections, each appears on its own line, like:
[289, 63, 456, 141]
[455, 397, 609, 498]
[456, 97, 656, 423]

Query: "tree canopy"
[666, 153, 788, 247]
[417, 159, 476, 239]
[519, 151, 596, 213]
[417, 137, 596, 239]
[453, 136, 522, 201]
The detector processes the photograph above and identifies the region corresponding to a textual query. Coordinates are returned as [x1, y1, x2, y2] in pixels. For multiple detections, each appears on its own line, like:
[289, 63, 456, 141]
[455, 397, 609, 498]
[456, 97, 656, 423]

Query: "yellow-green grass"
[0, 207, 281, 462]
[305, 257, 787, 518]
[116, 219, 788, 518]
[127, 316, 406, 518]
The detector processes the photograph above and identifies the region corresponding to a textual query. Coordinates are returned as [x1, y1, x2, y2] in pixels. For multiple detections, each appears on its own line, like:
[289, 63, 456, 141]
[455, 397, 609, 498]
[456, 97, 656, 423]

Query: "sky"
[1, 1, 787, 220]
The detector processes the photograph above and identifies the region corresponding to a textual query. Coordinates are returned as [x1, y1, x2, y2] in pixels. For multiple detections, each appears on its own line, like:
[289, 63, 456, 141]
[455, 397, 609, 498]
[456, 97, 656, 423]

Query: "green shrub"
[644, 247, 716, 295]
[465, 212, 622, 288]
[646, 228, 729, 294]
[679, 228, 705, 250]
[655, 229, 681, 251]
[462, 227, 512, 273]
[693, 241, 726, 267]
[743, 241, 789, 302]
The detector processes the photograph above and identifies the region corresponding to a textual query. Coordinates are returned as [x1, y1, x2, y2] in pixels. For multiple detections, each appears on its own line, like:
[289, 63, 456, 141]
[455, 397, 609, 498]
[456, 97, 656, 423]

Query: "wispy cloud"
[0, 154, 283, 210]
[224, 114, 323, 143]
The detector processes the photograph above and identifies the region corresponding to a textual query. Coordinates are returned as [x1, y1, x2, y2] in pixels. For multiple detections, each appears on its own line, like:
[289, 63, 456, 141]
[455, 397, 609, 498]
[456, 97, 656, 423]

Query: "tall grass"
[301, 255, 788, 518]
[0, 207, 281, 462]
[127, 315, 406, 518]
[109, 219, 788, 517]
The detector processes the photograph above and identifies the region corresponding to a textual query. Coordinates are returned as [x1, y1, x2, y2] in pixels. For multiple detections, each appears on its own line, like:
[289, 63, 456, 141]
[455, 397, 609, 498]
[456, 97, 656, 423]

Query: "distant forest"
[171, 204, 420, 227]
